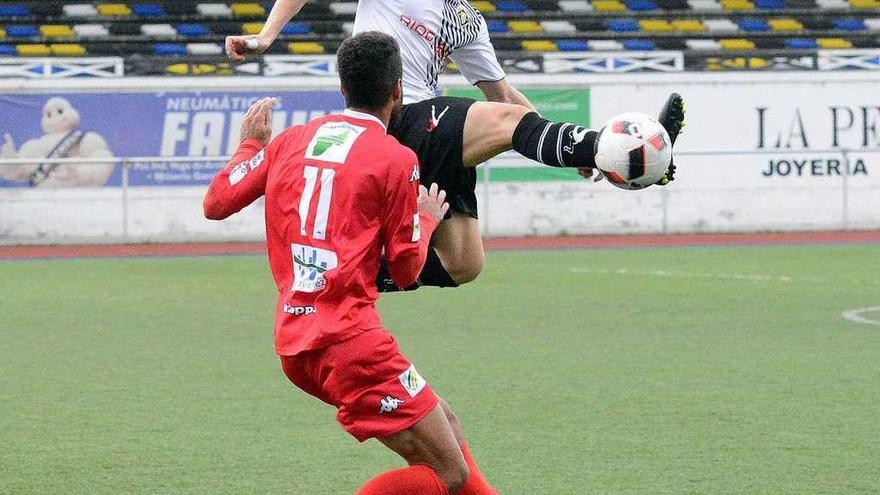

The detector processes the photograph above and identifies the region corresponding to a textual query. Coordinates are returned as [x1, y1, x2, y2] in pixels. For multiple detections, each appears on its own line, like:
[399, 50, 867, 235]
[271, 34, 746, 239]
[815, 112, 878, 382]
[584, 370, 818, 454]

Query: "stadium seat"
[40, 25, 75, 38]
[497, 1, 529, 11]
[688, 0, 723, 9]
[817, 37, 853, 47]
[508, 20, 543, 32]
[132, 4, 165, 17]
[755, 0, 784, 7]
[558, 0, 593, 11]
[288, 41, 325, 53]
[63, 4, 99, 17]
[187, 42, 223, 55]
[850, 0, 880, 7]
[176, 24, 211, 37]
[816, 0, 849, 8]
[50, 43, 86, 56]
[704, 18, 740, 31]
[231, 3, 266, 17]
[738, 19, 770, 31]
[282, 22, 311, 35]
[97, 4, 133, 17]
[197, 3, 233, 17]
[785, 37, 818, 48]
[0, 26, 5, 38]
[0, 5, 30, 18]
[142, 24, 178, 37]
[593, 0, 629, 11]
[556, 39, 590, 50]
[541, 20, 577, 33]
[73, 24, 110, 37]
[487, 20, 509, 32]
[330, 2, 358, 15]
[640, 19, 675, 31]
[834, 18, 866, 30]
[720, 38, 757, 49]
[588, 39, 625, 49]
[241, 22, 263, 34]
[623, 39, 657, 50]
[522, 39, 558, 51]
[0, 44, 15, 55]
[865, 18, 880, 30]
[606, 19, 640, 31]
[627, 0, 659, 9]
[6, 25, 38, 38]
[470, 1, 498, 12]
[16, 44, 51, 56]
[672, 19, 707, 31]
[154, 43, 187, 55]
[768, 18, 805, 30]
[722, 0, 756, 10]
[686, 38, 722, 49]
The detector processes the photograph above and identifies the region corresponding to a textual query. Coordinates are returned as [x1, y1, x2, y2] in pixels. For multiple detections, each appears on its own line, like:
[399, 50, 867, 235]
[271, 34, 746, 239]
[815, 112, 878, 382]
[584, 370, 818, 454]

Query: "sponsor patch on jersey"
[412, 213, 421, 242]
[398, 364, 427, 398]
[304, 122, 365, 164]
[228, 161, 248, 185]
[249, 149, 265, 169]
[291, 243, 338, 293]
[456, 4, 472, 26]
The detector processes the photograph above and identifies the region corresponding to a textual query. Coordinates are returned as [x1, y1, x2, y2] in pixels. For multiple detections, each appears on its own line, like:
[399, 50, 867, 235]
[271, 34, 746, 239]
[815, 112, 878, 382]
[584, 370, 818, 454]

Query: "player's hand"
[225, 35, 270, 61]
[241, 97, 276, 146]
[418, 183, 449, 222]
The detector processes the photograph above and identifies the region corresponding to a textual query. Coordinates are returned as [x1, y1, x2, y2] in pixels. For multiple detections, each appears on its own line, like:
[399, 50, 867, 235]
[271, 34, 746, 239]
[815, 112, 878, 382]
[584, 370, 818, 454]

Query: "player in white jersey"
[226, 0, 685, 292]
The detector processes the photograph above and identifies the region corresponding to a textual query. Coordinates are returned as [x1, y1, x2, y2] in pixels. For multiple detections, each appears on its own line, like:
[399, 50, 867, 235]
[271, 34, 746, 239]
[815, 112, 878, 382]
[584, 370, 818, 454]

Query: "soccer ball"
[593, 112, 672, 190]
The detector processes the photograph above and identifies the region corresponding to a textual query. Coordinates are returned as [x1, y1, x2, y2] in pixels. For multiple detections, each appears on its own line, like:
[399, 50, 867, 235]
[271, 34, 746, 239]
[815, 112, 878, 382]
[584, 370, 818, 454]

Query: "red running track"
[1, 231, 878, 260]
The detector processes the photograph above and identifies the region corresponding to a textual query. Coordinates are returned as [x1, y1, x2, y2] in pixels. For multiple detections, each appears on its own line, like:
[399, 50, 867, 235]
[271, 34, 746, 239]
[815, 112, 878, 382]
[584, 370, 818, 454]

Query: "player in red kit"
[203, 32, 500, 495]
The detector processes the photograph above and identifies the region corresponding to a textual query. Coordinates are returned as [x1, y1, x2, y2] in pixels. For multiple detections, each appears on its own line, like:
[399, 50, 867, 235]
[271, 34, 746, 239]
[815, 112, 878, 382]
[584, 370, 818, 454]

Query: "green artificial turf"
[1, 245, 878, 494]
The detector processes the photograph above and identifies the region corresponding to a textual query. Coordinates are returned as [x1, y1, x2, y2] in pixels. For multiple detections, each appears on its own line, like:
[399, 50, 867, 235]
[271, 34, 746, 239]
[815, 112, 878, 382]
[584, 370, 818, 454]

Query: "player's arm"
[225, 0, 307, 60]
[381, 155, 449, 288]
[203, 98, 275, 220]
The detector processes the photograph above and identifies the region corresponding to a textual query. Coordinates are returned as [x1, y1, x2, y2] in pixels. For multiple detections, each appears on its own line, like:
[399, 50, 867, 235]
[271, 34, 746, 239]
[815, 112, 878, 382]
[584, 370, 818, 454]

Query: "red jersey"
[204, 110, 437, 355]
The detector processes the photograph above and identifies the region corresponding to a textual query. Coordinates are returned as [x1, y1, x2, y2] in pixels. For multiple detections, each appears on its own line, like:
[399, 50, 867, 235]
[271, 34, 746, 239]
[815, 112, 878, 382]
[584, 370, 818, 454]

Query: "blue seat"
[606, 19, 640, 32]
[833, 18, 865, 31]
[487, 20, 509, 33]
[153, 43, 187, 55]
[496, 1, 528, 12]
[755, 0, 784, 8]
[0, 44, 16, 55]
[132, 4, 165, 17]
[785, 38, 817, 49]
[175, 23, 210, 37]
[0, 5, 31, 17]
[281, 22, 310, 35]
[738, 19, 770, 31]
[557, 39, 590, 51]
[626, 0, 659, 10]
[624, 39, 656, 50]
[5, 24, 38, 37]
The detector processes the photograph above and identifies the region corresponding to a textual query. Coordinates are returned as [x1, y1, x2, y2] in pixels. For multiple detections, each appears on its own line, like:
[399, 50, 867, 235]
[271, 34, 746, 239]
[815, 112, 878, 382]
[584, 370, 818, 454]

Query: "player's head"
[337, 31, 403, 115]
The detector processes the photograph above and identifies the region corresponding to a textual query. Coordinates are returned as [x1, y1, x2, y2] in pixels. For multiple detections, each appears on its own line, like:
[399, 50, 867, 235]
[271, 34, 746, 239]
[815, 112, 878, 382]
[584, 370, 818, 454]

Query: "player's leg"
[431, 212, 484, 285]
[437, 398, 499, 495]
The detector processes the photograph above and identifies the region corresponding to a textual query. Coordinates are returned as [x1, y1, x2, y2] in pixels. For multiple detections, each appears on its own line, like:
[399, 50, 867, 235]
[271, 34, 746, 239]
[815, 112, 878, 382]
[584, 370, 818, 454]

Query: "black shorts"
[388, 96, 478, 219]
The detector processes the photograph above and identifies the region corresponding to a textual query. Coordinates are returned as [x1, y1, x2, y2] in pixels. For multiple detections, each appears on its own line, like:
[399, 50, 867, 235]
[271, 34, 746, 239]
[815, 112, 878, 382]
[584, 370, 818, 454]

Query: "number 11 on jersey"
[299, 165, 335, 240]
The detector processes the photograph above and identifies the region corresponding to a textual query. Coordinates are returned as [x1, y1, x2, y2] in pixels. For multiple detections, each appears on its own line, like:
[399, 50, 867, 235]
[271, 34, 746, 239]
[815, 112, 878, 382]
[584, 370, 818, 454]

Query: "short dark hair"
[337, 32, 403, 111]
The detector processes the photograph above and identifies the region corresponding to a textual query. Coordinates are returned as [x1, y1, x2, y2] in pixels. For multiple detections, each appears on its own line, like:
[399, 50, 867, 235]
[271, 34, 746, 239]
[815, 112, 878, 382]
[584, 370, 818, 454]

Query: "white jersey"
[352, 0, 506, 104]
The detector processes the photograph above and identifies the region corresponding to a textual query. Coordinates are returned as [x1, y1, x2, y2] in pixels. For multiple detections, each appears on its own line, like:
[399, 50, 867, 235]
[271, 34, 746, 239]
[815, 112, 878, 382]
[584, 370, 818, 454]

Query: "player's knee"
[446, 254, 484, 285]
[438, 458, 470, 493]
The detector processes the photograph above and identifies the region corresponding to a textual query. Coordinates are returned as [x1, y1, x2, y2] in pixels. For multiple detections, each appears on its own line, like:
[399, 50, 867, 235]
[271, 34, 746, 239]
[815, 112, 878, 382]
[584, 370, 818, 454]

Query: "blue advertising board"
[0, 90, 344, 187]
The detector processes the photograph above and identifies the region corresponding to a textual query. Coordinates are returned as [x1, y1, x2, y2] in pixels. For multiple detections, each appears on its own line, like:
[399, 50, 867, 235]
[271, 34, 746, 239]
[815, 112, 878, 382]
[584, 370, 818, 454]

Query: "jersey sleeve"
[202, 138, 272, 220]
[380, 149, 438, 289]
[448, 20, 506, 86]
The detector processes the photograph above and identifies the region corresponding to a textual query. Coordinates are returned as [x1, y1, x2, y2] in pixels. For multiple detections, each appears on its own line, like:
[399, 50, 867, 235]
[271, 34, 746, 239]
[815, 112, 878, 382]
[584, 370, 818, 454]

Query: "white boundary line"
[569, 267, 794, 282]
[841, 306, 880, 326]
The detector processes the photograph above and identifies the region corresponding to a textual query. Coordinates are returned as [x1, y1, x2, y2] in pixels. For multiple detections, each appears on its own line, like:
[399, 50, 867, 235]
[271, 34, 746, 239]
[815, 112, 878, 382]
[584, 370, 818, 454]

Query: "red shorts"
[279, 328, 439, 442]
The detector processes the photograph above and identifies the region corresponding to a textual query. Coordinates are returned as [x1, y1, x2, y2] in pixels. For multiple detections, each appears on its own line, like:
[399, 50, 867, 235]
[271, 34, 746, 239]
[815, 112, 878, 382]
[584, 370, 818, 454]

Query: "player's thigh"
[378, 404, 469, 491]
[462, 101, 532, 167]
[432, 212, 485, 284]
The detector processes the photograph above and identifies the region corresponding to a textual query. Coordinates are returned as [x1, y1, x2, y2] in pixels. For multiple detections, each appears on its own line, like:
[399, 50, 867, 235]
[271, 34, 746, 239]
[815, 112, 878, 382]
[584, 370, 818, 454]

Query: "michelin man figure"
[0, 97, 115, 187]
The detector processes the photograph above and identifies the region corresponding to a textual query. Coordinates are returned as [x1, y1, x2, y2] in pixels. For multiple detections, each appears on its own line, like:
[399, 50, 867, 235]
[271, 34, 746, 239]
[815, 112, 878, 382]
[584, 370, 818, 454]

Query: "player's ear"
[392, 79, 402, 102]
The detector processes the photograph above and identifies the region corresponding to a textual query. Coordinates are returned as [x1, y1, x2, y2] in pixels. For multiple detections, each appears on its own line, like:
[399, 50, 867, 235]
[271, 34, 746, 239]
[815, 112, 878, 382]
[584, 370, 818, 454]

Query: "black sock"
[375, 248, 459, 293]
[512, 112, 597, 168]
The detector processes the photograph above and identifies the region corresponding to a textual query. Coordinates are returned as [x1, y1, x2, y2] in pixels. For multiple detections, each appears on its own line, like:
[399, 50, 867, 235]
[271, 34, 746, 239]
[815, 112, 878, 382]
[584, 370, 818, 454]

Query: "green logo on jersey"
[311, 130, 350, 156]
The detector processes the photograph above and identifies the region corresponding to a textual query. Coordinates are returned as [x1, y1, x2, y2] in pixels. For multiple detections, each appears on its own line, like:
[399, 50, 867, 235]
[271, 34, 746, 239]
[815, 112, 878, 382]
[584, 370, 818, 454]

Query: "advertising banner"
[0, 90, 344, 188]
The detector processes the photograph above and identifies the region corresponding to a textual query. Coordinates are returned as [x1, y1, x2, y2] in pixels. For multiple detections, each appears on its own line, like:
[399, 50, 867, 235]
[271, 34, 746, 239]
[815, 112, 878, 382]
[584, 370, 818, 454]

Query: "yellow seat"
[0, 27, 6, 39]
[97, 3, 132, 16]
[40, 25, 75, 38]
[288, 42, 324, 54]
[469, 0, 497, 12]
[768, 18, 804, 31]
[720, 38, 756, 50]
[508, 20, 542, 33]
[231, 3, 266, 17]
[639, 19, 674, 32]
[50, 43, 86, 56]
[817, 38, 853, 48]
[850, 0, 880, 7]
[593, 0, 628, 11]
[17, 44, 51, 56]
[521, 39, 558, 51]
[241, 22, 263, 35]
[671, 19, 706, 32]
[721, 0, 754, 10]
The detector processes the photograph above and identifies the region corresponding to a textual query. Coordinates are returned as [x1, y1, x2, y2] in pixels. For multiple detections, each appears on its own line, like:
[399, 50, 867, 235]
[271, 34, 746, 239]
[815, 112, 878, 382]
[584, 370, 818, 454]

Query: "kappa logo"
[378, 396, 405, 414]
[409, 164, 420, 182]
[283, 304, 317, 316]
[426, 105, 449, 133]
